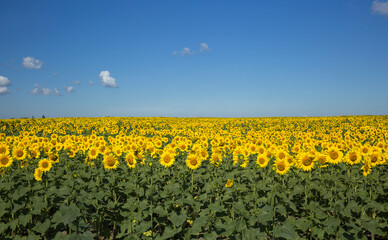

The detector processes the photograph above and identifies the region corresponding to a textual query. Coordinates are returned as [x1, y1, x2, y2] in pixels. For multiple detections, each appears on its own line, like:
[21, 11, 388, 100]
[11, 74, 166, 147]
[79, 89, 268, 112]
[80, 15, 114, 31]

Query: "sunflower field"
[0, 116, 387, 239]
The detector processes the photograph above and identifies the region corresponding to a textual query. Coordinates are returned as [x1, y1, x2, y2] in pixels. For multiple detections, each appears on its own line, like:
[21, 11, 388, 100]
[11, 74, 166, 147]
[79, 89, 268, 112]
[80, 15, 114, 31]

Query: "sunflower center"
[42, 162, 49, 169]
[371, 155, 378, 163]
[91, 149, 96, 155]
[318, 157, 326, 164]
[362, 148, 368, 154]
[16, 150, 24, 157]
[106, 157, 115, 166]
[279, 153, 285, 159]
[349, 154, 357, 162]
[277, 163, 285, 171]
[302, 157, 312, 166]
[127, 156, 134, 165]
[329, 151, 338, 160]
[259, 149, 264, 154]
[259, 158, 265, 164]
[1, 157, 9, 165]
[0, 147, 6, 154]
[190, 159, 197, 166]
[164, 155, 171, 163]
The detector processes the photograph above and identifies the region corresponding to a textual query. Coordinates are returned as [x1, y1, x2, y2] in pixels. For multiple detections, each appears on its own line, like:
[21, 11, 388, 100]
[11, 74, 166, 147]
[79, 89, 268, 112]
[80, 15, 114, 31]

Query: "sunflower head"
[34, 168, 43, 181]
[38, 159, 52, 172]
[103, 153, 119, 170]
[186, 154, 201, 170]
[125, 152, 137, 169]
[274, 159, 290, 175]
[256, 155, 269, 168]
[297, 152, 315, 171]
[159, 152, 174, 168]
[0, 154, 12, 168]
[225, 179, 234, 188]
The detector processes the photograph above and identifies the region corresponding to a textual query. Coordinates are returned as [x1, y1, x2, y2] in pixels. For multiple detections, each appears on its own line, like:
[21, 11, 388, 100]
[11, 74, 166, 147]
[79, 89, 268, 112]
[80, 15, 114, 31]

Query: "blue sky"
[1, 0, 388, 118]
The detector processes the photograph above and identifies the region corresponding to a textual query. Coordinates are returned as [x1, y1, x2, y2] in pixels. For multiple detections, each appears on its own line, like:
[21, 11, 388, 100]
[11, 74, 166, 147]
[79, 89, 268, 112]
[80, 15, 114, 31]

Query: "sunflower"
[103, 153, 119, 170]
[257, 146, 266, 155]
[88, 147, 99, 160]
[360, 145, 370, 156]
[12, 146, 27, 161]
[159, 152, 174, 168]
[48, 152, 60, 163]
[20, 160, 28, 168]
[369, 152, 382, 167]
[315, 153, 328, 167]
[256, 155, 269, 168]
[297, 152, 315, 171]
[225, 179, 234, 188]
[125, 152, 137, 169]
[28, 148, 40, 159]
[186, 154, 201, 170]
[0, 142, 10, 155]
[0, 154, 12, 168]
[34, 168, 43, 181]
[361, 161, 371, 177]
[273, 159, 290, 175]
[345, 151, 361, 165]
[326, 147, 343, 165]
[38, 159, 52, 172]
[210, 153, 222, 166]
[276, 149, 288, 161]
[198, 148, 209, 161]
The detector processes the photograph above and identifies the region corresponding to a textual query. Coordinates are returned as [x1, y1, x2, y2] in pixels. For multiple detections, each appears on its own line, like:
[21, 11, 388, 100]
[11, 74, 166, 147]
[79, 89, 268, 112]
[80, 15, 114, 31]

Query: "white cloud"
[372, 1, 388, 16]
[23, 56, 43, 69]
[52, 72, 58, 77]
[89, 81, 94, 86]
[200, 43, 211, 52]
[99, 71, 118, 88]
[54, 88, 61, 96]
[65, 86, 74, 93]
[172, 47, 194, 56]
[30, 85, 60, 96]
[0, 86, 10, 95]
[73, 81, 81, 85]
[41, 88, 52, 95]
[0, 76, 11, 86]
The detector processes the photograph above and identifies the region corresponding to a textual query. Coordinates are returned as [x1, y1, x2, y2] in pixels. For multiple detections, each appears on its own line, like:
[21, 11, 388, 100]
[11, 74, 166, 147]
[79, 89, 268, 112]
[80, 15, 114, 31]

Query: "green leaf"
[68, 231, 94, 240]
[273, 222, 297, 240]
[60, 203, 81, 225]
[153, 205, 167, 217]
[203, 231, 218, 240]
[242, 228, 267, 240]
[18, 214, 31, 227]
[161, 226, 181, 240]
[0, 222, 9, 233]
[9, 219, 18, 231]
[363, 220, 377, 234]
[276, 204, 287, 216]
[169, 211, 187, 227]
[53, 232, 69, 240]
[33, 219, 51, 234]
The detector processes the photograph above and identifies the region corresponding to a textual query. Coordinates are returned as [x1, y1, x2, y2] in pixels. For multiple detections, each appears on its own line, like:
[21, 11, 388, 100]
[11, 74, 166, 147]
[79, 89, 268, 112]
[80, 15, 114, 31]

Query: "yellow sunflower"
[159, 152, 174, 168]
[256, 155, 269, 168]
[345, 151, 361, 165]
[297, 152, 315, 171]
[361, 161, 371, 177]
[34, 168, 43, 181]
[88, 147, 99, 160]
[12, 146, 27, 161]
[125, 152, 137, 169]
[369, 152, 382, 167]
[186, 154, 201, 170]
[0, 142, 10, 155]
[326, 147, 343, 165]
[0, 154, 12, 168]
[38, 159, 52, 172]
[273, 159, 290, 175]
[103, 153, 119, 170]
[225, 179, 234, 188]
[47, 152, 59, 163]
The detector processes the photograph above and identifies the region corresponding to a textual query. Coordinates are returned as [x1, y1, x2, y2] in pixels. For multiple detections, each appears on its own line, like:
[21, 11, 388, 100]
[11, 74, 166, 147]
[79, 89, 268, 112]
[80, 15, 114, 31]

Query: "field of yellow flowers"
[0, 116, 387, 239]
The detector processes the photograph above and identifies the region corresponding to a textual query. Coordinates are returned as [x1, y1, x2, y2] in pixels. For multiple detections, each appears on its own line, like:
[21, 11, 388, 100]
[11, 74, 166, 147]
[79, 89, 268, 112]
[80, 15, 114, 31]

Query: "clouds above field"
[73, 81, 81, 85]
[372, 1, 388, 16]
[99, 71, 118, 88]
[200, 43, 211, 52]
[23, 56, 43, 69]
[65, 86, 74, 93]
[172, 47, 194, 56]
[0, 76, 11, 95]
[0, 76, 11, 86]
[30, 84, 61, 96]
[173, 43, 210, 56]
